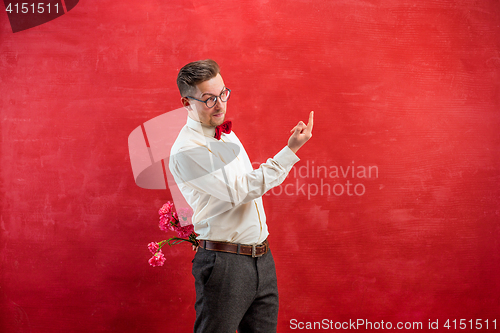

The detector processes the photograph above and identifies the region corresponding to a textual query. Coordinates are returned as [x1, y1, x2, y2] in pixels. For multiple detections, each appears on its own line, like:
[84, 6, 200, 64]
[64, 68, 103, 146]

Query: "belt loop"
[252, 244, 256, 258]
[203, 240, 207, 250]
[237, 244, 241, 255]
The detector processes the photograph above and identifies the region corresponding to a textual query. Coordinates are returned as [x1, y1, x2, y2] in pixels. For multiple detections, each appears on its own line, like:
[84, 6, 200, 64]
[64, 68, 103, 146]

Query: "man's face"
[183, 73, 227, 127]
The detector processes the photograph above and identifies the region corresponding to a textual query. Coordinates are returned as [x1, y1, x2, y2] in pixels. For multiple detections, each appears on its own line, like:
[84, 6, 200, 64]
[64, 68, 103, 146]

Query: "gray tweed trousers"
[192, 246, 279, 333]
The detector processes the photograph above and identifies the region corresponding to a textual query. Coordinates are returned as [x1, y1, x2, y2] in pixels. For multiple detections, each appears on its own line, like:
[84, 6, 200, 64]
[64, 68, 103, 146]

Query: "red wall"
[1, 0, 499, 332]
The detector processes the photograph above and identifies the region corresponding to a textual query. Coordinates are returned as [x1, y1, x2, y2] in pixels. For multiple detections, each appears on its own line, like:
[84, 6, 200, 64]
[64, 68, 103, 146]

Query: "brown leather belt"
[199, 239, 269, 258]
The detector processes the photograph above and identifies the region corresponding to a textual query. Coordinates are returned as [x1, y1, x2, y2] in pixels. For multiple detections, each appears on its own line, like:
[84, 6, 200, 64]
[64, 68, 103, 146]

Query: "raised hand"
[287, 111, 314, 154]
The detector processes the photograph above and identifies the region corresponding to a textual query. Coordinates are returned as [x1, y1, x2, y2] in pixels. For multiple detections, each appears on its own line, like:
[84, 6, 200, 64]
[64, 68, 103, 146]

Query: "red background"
[1, 0, 499, 332]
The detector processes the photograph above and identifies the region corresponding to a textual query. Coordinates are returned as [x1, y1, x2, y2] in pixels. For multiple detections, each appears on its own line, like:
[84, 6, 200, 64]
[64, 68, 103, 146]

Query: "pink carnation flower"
[176, 224, 194, 238]
[159, 215, 174, 232]
[177, 207, 193, 225]
[147, 201, 197, 267]
[148, 251, 166, 267]
[158, 202, 174, 216]
[147, 242, 159, 254]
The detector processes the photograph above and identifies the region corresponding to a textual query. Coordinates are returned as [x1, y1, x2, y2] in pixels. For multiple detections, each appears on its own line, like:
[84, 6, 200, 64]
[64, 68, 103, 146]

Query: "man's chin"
[211, 114, 226, 126]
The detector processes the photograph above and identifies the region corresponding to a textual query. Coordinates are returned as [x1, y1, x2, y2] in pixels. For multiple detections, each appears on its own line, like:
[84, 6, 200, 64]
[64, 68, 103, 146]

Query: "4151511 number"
[444, 319, 497, 330]
[5, 2, 60, 14]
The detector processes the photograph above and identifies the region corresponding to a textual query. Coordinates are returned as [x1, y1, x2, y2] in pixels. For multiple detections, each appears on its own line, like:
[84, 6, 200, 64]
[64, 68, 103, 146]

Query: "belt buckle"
[252, 243, 264, 258]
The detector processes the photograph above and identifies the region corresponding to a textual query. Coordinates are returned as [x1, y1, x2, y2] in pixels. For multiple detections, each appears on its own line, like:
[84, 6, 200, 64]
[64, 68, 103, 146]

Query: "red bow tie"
[214, 120, 232, 140]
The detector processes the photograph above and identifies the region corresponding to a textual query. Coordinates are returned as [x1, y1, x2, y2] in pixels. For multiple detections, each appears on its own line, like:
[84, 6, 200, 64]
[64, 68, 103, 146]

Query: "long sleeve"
[168, 117, 299, 244]
[170, 142, 298, 206]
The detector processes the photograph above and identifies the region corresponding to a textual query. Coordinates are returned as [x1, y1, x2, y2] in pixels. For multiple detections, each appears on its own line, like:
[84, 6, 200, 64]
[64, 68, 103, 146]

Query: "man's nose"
[214, 97, 225, 109]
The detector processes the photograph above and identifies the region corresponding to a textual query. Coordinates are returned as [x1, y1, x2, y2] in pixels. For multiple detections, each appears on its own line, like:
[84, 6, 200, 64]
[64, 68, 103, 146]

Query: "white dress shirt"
[169, 116, 300, 245]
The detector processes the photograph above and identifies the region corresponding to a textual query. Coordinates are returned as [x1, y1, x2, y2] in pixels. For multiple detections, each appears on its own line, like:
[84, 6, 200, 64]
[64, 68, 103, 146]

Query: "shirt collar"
[186, 116, 216, 138]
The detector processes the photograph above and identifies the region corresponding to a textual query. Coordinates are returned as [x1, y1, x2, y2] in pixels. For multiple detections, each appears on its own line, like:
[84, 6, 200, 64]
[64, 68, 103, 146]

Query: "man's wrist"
[288, 146, 298, 154]
[287, 144, 300, 154]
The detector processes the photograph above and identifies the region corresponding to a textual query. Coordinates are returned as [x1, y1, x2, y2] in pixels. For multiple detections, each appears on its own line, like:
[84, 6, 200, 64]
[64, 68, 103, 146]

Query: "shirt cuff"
[274, 146, 300, 170]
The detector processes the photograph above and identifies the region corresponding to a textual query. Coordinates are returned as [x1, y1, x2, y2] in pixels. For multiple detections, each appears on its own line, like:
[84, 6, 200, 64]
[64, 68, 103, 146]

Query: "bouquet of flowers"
[147, 201, 199, 267]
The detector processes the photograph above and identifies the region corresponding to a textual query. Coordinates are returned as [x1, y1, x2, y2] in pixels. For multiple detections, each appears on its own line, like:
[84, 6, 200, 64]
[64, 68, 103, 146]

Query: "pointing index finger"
[307, 111, 314, 131]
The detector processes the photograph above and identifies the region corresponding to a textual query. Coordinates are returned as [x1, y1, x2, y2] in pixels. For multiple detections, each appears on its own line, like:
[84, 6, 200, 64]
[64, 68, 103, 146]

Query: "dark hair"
[177, 59, 220, 97]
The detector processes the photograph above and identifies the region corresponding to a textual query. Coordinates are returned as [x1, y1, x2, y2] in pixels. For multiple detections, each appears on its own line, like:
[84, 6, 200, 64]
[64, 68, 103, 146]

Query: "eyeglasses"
[187, 88, 231, 108]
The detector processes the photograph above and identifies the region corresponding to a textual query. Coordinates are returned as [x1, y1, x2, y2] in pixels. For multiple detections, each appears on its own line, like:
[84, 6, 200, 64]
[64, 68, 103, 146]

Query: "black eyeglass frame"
[186, 88, 231, 108]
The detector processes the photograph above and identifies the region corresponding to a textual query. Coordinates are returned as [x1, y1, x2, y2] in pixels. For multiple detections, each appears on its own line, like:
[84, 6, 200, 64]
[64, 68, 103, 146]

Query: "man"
[169, 59, 313, 333]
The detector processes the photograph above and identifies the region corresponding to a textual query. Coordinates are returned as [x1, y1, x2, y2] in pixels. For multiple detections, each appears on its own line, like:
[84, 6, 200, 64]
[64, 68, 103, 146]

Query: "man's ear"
[181, 97, 191, 109]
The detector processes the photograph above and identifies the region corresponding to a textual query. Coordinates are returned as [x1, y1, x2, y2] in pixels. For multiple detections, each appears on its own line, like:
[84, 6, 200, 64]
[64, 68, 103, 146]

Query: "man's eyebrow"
[200, 86, 226, 97]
